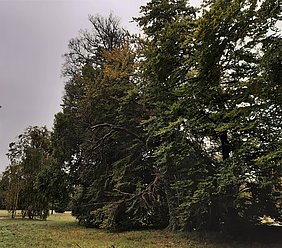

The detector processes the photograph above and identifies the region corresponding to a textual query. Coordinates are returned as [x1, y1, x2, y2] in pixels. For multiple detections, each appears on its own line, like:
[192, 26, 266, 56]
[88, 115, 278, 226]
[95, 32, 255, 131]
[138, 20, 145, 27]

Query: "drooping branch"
[90, 123, 145, 144]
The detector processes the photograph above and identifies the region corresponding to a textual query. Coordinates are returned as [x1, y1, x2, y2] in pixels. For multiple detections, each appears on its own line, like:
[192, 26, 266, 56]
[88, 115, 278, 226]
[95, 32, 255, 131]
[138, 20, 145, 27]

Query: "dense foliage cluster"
[1, 0, 281, 233]
[1, 127, 69, 219]
[135, 0, 282, 232]
[53, 14, 169, 230]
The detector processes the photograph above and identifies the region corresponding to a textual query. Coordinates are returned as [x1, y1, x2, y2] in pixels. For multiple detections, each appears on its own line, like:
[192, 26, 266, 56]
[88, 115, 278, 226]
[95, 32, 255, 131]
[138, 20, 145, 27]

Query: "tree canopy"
[2, 126, 69, 219]
[51, 0, 282, 231]
[1, 0, 281, 233]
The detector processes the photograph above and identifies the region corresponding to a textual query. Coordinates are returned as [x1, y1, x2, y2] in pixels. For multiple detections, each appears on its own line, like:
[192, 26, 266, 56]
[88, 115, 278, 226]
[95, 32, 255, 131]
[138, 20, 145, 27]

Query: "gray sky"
[0, 0, 151, 172]
[0, 0, 203, 172]
[2, 0, 277, 172]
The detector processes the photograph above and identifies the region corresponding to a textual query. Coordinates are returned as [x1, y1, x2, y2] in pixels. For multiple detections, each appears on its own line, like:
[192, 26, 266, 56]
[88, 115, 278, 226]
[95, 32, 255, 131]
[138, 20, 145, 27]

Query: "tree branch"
[90, 123, 145, 144]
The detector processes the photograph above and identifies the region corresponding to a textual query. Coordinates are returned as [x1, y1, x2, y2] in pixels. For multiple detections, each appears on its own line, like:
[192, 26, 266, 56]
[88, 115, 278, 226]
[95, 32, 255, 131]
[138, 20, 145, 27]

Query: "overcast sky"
[0, 0, 153, 172]
[0, 0, 204, 172]
[2, 0, 278, 172]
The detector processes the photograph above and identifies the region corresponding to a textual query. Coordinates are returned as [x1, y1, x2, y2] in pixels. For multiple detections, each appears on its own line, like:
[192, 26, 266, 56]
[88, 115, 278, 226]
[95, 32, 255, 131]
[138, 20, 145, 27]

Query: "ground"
[0, 210, 282, 247]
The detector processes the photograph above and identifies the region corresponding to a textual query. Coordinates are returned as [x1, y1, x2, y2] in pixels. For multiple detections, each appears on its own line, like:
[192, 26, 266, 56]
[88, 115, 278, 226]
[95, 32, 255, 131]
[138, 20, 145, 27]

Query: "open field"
[0, 210, 282, 248]
[0, 210, 22, 218]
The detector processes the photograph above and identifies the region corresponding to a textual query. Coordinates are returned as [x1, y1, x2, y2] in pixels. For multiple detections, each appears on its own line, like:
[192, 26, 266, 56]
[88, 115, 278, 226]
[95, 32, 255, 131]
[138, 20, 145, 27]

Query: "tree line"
[0, 0, 281, 232]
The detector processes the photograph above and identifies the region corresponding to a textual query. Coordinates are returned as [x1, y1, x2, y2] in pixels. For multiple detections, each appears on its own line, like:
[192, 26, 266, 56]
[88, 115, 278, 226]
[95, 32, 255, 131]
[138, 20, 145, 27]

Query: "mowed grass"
[0, 210, 281, 248]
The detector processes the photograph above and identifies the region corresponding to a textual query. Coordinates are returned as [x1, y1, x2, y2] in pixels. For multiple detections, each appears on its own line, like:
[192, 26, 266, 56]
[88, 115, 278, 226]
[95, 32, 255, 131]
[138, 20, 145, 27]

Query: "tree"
[62, 13, 127, 77]
[0, 174, 6, 209]
[34, 158, 71, 214]
[52, 2, 281, 232]
[1, 164, 24, 217]
[189, 0, 282, 231]
[135, 0, 204, 231]
[53, 14, 168, 230]
[137, 0, 282, 231]
[4, 126, 56, 219]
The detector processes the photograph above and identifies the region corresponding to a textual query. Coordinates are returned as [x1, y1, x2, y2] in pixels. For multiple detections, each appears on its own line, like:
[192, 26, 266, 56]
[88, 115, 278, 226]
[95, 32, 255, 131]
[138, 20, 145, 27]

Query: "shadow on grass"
[232, 225, 282, 243]
[186, 225, 282, 247]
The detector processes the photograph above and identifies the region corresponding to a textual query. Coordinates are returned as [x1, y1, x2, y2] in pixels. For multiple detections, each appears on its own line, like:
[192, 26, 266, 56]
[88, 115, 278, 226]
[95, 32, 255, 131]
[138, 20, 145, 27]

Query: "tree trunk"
[165, 186, 180, 231]
[206, 197, 221, 231]
[219, 131, 230, 161]
[161, 165, 180, 231]
[51, 202, 54, 215]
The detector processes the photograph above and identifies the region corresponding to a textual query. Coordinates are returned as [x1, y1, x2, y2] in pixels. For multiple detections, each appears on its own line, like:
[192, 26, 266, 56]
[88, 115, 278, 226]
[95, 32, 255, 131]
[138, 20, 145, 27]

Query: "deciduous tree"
[137, 0, 282, 231]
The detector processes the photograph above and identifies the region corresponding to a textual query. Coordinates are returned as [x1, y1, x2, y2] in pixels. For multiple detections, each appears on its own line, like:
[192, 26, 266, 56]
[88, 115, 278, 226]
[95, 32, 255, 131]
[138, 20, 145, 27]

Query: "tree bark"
[219, 131, 230, 161]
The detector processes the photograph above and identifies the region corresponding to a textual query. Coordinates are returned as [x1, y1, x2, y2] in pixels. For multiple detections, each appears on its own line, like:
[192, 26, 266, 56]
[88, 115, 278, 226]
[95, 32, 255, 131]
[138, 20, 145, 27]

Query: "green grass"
[0, 210, 281, 247]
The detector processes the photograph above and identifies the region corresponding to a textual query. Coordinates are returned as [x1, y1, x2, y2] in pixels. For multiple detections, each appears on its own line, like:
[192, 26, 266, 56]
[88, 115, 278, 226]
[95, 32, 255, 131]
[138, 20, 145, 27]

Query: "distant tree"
[0, 174, 5, 209]
[1, 164, 24, 217]
[34, 161, 71, 214]
[4, 126, 55, 220]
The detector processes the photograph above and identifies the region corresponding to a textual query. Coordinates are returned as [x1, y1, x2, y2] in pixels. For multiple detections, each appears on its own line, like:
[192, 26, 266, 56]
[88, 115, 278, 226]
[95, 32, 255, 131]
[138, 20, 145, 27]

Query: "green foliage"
[3, 127, 51, 219]
[137, 0, 282, 231]
[2, 126, 69, 220]
[1, 1, 280, 235]
[0, 176, 5, 209]
[53, 14, 168, 230]
[50, 0, 282, 233]
[34, 162, 71, 214]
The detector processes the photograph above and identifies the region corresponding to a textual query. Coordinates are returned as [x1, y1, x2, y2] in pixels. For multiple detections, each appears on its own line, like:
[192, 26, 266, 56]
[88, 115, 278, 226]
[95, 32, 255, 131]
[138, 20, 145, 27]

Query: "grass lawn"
[0, 210, 281, 248]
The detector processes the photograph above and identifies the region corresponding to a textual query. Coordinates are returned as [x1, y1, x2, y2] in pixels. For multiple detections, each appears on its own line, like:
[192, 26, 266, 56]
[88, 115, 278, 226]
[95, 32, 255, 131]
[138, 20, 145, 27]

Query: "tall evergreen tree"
[53, 14, 168, 230]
